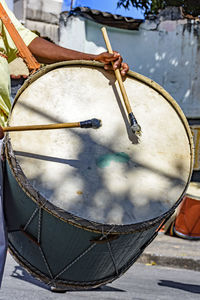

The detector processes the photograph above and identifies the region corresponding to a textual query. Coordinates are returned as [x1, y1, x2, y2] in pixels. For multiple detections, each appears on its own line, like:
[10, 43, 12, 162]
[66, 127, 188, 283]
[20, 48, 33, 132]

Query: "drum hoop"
[4, 60, 194, 234]
[8, 239, 145, 289]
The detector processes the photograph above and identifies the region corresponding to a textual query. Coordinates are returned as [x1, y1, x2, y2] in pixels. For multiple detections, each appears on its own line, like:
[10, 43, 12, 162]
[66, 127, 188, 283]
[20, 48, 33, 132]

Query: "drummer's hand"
[95, 51, 129, 76]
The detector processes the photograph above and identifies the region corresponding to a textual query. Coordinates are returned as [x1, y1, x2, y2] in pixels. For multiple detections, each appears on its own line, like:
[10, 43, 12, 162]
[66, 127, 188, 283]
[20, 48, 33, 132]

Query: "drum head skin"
[8, 62, 193, 226]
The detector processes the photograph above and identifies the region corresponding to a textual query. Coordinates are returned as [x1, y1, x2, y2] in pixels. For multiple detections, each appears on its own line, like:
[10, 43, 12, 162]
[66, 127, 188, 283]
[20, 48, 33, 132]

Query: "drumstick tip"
[131, 123, 141, 136]
[80, 118, 102, 129]
[91, 118, 102, 129]
[129, 113, 141, 135]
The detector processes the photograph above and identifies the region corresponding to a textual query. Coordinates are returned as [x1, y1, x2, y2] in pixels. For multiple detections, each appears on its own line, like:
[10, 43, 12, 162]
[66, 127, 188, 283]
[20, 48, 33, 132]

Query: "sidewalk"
[138, 232, 200, 271]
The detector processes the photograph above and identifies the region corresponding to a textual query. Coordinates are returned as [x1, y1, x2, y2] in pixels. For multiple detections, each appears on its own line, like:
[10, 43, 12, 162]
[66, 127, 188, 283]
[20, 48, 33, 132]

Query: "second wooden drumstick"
[101, 27, 141, 135]
[0, 118, 102, 139]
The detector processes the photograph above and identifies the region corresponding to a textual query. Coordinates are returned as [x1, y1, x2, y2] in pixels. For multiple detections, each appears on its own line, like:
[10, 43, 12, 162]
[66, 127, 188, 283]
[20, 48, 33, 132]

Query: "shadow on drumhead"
[14, 127, 185, 226]
[15, 101, 66, 124]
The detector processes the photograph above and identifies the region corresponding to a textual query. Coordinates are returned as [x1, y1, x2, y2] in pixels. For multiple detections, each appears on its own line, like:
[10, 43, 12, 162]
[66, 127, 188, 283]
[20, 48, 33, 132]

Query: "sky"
[62, 0, 145, 19]
[6, 0, 13, 10]
[5, 1, 144, 19]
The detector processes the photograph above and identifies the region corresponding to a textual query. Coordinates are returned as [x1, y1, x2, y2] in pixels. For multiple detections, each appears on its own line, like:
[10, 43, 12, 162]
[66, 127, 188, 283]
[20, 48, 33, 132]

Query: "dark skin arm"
[28, 37, 129, 76]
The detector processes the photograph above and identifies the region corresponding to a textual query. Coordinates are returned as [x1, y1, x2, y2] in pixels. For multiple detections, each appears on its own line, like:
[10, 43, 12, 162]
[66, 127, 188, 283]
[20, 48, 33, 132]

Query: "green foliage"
[117, 0, 200, 16]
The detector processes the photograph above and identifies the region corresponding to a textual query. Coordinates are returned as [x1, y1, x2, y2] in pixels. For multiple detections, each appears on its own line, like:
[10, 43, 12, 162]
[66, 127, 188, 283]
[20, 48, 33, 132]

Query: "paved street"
[0, 252, 200, 300]
[138, 233, 200, 271]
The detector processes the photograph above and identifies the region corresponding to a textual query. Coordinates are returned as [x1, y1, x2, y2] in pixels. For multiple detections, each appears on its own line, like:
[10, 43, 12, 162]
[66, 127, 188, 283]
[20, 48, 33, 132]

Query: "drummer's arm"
[28, 37, 129, 76]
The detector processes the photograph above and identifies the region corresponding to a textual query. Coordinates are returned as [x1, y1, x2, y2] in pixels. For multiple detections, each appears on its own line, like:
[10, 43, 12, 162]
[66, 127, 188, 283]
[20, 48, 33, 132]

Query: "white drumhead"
[9, 63, 192, 225]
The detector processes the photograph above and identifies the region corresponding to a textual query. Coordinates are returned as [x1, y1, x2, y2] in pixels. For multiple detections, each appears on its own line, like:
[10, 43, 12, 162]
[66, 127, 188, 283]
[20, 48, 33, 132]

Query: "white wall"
[14, 0, 63, 42]
[59, 14, 200, 119]
[27, 0, 63, 15]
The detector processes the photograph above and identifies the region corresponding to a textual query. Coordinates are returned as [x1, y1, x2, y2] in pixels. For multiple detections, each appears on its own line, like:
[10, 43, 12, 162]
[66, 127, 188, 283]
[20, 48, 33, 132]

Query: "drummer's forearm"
[28, 37, 96, 64]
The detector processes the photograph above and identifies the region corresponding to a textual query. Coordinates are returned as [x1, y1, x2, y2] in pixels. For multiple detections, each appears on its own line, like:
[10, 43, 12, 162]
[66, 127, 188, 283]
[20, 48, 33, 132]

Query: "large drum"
[3, 61, 193, 289]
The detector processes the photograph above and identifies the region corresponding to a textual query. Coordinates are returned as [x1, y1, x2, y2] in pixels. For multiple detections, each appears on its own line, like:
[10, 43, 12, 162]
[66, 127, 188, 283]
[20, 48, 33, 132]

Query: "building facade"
[14, 0, 63, 43]
[59, 6, 200, 120]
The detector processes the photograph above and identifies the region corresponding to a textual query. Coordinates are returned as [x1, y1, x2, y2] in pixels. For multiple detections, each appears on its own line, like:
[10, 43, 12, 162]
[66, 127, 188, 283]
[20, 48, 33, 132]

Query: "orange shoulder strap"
[0, 2, 40, 73]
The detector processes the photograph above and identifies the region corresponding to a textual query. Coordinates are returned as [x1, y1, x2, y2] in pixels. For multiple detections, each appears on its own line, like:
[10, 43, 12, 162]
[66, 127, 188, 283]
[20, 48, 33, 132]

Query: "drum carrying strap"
[0, 2, 41, 73]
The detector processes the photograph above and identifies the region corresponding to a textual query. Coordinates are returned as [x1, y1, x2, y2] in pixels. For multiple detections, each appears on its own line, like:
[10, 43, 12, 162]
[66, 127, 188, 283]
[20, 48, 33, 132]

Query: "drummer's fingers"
[120, 62, 129, 76]
[96, 52, 119, 63]
[103, 52, 123, 66]
[108, 52, 129, 76]
[104, 62, 129, 76]
[112, 53, 123, 70]
[105, 51, 121, 62]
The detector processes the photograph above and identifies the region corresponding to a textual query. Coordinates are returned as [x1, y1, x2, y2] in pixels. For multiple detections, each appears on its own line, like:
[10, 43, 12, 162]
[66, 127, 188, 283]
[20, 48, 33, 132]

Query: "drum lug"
[20, 226, 40, 246]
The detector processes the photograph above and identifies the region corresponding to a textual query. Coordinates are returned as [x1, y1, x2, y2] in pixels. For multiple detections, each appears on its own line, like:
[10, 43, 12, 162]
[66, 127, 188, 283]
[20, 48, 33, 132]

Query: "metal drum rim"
[4, 60, 194, 234]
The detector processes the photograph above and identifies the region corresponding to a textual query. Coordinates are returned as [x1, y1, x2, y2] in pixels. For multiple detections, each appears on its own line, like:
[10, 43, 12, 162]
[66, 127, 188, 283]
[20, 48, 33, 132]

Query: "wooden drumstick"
[0, 118, 102, 139]
[101, 27, 141, 135]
